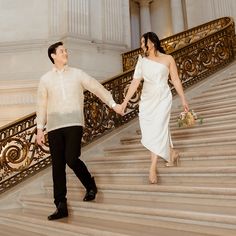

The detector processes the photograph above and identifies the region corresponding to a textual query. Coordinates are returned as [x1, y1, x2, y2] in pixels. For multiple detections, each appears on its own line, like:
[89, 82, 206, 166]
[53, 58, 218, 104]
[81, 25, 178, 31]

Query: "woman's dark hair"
[48, 41, 63, 64]
[142, 32, 165, 55]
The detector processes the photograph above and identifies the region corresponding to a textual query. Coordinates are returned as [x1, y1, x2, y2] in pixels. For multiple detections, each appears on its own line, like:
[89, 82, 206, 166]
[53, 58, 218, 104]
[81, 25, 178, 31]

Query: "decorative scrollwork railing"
[122, 17, 233, 72]
[172, 26, 235, 91]
[0, 17, 235, 194]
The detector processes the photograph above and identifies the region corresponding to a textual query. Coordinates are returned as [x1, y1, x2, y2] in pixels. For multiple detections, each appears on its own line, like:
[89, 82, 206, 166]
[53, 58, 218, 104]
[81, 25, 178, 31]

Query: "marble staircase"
[0, 79, 37, 127]
[0, 62, 236, 235]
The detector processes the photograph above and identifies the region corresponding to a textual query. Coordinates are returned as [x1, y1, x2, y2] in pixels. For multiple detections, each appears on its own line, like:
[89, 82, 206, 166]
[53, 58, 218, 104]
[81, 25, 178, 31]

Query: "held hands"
[112, 102, 128, 116]
[120, 101, 128, 116]
[112, 104, 124, 115]
[36, 129, 45, 146]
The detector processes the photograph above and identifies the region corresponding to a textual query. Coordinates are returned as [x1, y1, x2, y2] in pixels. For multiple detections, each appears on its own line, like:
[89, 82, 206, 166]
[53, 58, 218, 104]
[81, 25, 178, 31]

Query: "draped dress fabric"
[133, 55, 173, 161]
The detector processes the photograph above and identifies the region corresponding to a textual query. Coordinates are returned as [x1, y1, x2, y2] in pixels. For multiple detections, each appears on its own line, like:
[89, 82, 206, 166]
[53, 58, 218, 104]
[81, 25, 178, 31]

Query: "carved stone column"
[50, 0, 67, 37]
[103, 0, 123, 42]
[170, 0, 185, 34]
[67, 0, 89, 36]
[211, 0, 232, 18]
[136, 0, 152, 35]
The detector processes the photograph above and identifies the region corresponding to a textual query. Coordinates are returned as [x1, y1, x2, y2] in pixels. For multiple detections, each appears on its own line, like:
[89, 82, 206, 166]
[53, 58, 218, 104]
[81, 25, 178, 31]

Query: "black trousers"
[48, 126, 92, 206]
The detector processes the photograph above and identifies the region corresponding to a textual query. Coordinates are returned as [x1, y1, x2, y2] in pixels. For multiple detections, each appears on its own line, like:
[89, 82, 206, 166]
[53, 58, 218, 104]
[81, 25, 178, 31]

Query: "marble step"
[191, 92, 235, 103]
[67, 166, 236, 185]
[21, 193, 236, 218]
[43, 183, 236, 208]
[187, 98, 236, 111]
[203, 82, 236, 92]
[19, 195, 236, 236]
[173, 134, 236, 148]
[123, 125, 236, 143]
[173, 102, 236, 117]
[212, 76, 236, 85]
[171, 122, 236, 133]
[194, 86, 236, 98]
[0, 208, 216, 236]
[84, 145, 236, 167]
[211, 75, 236, 82]
[118, 133, 236, 147]
[121, 134, 236, 146]
[88, 145, 236, 160]
[82, 155, 236, 169]
[0, 208, 129, 236]
[137, 123, 236, 139]
[103, 144, 236, 157]
[0, 223, 47, 236]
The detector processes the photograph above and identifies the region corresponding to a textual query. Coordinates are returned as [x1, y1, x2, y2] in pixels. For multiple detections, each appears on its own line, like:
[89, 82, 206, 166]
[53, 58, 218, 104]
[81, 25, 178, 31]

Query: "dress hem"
[141, 140, 170, 162]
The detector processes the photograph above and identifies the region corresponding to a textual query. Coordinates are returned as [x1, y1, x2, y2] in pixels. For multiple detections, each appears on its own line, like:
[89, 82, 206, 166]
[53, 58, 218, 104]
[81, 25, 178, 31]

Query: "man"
[36, 42, 122, 220]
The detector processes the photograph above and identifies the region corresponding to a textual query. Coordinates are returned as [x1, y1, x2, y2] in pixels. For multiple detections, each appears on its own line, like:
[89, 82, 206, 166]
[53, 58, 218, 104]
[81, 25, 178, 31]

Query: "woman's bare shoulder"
[161, 53, 173, 59]
[164, 54, 175, 63]
[159, 53, 174, 64]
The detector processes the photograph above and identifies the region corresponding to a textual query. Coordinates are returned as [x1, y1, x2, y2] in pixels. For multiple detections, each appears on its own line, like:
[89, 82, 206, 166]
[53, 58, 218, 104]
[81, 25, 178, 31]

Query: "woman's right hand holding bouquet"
[181, 96, 189, 112]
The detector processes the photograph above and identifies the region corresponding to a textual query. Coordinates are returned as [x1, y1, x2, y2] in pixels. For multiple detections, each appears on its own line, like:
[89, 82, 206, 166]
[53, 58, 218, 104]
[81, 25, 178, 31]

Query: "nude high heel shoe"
[165, 149, 180, 167]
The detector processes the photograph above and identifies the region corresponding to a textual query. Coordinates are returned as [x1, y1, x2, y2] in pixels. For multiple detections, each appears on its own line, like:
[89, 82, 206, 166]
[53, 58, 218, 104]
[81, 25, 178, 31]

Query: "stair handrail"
[0, 17, 235, 194]
[122, 17, 234, 72]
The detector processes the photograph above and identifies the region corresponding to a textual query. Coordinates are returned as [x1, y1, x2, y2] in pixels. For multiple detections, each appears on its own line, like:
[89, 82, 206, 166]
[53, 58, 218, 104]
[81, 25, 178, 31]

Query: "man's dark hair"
[48, 41, 63, 64]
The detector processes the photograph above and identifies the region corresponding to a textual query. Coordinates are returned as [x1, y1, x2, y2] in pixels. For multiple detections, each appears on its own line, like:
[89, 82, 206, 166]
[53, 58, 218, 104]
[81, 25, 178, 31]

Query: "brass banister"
[122, 17, 234, 72]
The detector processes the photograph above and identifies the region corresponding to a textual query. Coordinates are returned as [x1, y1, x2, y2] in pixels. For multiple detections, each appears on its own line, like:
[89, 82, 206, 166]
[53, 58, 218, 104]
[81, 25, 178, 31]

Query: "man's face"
[52, 45, 68, 65]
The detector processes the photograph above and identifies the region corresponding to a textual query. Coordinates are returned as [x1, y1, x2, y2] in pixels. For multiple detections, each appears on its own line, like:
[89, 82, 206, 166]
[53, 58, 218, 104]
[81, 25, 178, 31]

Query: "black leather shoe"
[83, 177, 97, 201]
[83, 189, 97, 201]
[48, 202, 68, 220]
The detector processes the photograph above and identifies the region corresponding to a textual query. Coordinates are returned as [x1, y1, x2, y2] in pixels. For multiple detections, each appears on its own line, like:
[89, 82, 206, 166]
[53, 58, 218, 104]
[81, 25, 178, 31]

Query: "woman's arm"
[169, 55, 189, 111]
[121, 78, 142, 114]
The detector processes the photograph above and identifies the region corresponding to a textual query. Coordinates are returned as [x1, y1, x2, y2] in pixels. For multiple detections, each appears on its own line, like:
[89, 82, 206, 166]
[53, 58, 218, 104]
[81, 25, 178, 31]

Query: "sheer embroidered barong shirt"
[36, 66, 115, 132]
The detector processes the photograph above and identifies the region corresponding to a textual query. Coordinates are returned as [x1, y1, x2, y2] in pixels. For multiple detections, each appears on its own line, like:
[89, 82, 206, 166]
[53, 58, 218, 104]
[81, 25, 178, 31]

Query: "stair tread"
[19, 194, 236, 225]
[44, 182, 236, 197]
[70, 165, 236, 174]
[121, 128, 236, 141]
[84, 155, 236, 166]
[0, 208, 212, 236]
[0, 223, 47, 236]
[104, 143, 236, 153]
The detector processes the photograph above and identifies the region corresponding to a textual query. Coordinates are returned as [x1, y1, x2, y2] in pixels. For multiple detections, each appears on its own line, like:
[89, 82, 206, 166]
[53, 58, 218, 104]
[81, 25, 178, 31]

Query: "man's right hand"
[36, 129, 45, 146]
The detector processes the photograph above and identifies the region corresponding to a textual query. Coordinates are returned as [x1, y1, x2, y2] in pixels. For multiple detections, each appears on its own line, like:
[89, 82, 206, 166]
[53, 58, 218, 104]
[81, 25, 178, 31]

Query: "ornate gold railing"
[122, 17, 233, 72]
[0, 17, 235, 194]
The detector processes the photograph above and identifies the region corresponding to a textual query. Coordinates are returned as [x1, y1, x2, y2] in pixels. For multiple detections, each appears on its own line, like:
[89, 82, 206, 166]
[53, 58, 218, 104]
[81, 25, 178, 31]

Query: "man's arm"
[36, 79, 47, 146]
[80, 70, 122, 113]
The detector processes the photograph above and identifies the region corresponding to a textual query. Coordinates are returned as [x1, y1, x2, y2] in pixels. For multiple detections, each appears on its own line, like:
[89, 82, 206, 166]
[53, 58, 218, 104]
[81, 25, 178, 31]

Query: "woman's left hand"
[182, 98, 189, 112]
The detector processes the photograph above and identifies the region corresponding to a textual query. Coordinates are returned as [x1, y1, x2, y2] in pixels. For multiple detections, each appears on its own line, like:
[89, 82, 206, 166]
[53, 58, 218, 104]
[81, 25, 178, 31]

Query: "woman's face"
[140, 37, 145, 52]
[140, 37, 154, 54]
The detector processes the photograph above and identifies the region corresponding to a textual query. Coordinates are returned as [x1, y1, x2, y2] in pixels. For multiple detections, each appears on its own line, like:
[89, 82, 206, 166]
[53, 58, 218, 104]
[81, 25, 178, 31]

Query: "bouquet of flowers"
[177, 109, 203, 128]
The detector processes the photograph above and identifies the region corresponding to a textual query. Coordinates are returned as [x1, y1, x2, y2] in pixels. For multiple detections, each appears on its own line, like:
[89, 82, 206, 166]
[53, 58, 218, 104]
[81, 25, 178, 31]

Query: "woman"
[120, 32, 189, 184]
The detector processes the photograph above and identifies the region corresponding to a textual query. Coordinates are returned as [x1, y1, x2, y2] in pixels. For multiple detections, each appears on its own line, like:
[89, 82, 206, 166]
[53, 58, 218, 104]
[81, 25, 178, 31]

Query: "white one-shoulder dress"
[133, 55, 173, 161]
